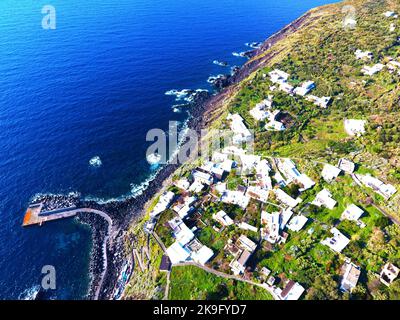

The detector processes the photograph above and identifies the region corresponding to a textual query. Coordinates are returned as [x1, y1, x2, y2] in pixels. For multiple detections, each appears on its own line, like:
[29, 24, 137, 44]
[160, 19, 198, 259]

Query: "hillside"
[124, 0, 400, 301]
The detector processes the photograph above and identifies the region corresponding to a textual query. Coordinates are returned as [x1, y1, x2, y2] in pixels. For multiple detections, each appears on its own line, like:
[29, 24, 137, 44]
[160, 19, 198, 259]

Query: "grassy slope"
[123, 220, 166, 300]
[226, 0, 400, 216]
[169, 265, 273, 300]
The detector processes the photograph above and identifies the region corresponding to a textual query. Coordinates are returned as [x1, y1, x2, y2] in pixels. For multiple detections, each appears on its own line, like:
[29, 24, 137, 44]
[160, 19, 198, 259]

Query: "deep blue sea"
[0, 0, 337, 299]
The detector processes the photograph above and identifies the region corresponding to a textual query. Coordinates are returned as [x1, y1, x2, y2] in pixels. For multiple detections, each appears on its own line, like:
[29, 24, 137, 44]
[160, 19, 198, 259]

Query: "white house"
[269, 69, 290, 84]
[166, 242, 191, 264]
[361, 63, 385, 76]
[287, 215, 308, 232]
[201, 161, 231, 179]
[246, 185, 270, 203]
[169, 217, 195, 246]
[227, 113, 253, 144]
[237, 234, 257, 252]
[321, 227, 350, 253]
[173, 195, 196, 217]
[220, 190, 250, 209]
[189, 180, 205, 193]
[274, 172, 286, 187]
[280, 208, 294, 230]
[173, 204, 192, 219]
[306, 95, 332, 108]
[344, 119, 367, 136]
[212, 151, 228, 162]
[341, 204, 364, 221]
[387, 59, 400, 71]
[239, 154, 261, 174]
[250, 106, 269, 122]
[355, 49, 373, 60]
[214, 182, 227, 194]
[189, 241, 214, 265]
[255, 160, 273, 190]
[312, 189, 337, 210]
[277, 158, 315, 191]
[237, 222, 258, 233]
[212, 210, 234, 227]
[261, 211, 281, 244]
[321, 164, 342, 182]
[380, 263, 400, 286]
[192, 169, 213, 185]
[230, 250, 251, 275]
[274, 189, 302, 208]
[279, 281, 305, 300]
[293, 81, 315, 96]
[383, 11, 396, 18]
[338, 158, 355, 174]
[150, 191, 175, 217]
[249, 98, 274, 121]
[340, 261, 361, 293]
[265, 119, 286, 131]
[175, 178, 190, 191]
[256, 159, 271, 177]
[356, 174, 397, 200]
[279, 82, 294, 94]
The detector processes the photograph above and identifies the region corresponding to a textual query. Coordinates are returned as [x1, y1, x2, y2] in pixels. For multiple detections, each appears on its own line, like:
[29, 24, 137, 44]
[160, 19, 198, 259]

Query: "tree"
[388, 280, 400, 300]
[305, 274, 341, 300]
[351, 284, 368, 300]
[367, 228, 386, 252]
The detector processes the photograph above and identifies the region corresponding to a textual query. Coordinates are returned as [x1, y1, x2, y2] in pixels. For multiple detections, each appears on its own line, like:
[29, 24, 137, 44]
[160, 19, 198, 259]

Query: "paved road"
[164, 271, 171, 300]
[152, 232, 167, 253]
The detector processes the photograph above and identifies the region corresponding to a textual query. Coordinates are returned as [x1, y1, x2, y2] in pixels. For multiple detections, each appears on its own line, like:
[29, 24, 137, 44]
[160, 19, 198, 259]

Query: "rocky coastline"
[28, 8, 316, 300]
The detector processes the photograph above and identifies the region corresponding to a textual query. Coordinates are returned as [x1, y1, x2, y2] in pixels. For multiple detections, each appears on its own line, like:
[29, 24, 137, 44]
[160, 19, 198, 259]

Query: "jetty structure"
[22, 203, 77, 226]
[22, 201, 114, 300]
[22, 203, 112, 229]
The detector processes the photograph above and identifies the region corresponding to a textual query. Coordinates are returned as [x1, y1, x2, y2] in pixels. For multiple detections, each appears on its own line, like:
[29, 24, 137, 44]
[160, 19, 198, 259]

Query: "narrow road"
[152, 232, 167, 253]
[164, 271, 171, 300]
[372, 203, 400, 226]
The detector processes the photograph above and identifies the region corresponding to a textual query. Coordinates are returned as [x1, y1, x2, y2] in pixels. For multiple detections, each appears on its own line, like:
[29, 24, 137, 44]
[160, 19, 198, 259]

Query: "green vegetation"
[127, 0, 400, 301]
[123, 221, 166, 300]
[169, 265, 273, 300]
[223, 0, 400, 215]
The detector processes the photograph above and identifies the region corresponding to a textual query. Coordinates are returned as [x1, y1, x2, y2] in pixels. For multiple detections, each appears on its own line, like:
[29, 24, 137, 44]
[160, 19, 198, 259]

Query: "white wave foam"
[19, 285, 40, 300]
[89, 156, 102, 167]
[213, 60, 228, 67]
[146, 153, 162, 165]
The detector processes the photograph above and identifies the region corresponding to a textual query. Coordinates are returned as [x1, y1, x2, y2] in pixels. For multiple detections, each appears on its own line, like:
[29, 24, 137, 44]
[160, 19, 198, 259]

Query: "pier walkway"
[22, 205, 112, 228]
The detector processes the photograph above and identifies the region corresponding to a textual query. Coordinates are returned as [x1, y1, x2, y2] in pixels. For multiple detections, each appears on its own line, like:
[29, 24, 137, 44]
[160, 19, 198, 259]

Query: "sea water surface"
[0, 0, 337, 299]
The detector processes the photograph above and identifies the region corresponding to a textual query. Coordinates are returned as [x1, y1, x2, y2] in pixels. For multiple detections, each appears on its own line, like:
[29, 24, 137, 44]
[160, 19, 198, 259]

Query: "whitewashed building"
[321, 164, 342, 182]
[312, 189, 337, 210]
[293, 81, 315, 96]
[344, 119, 367, 136]
[321, 227, 350, 253]
[341, 204, 364, 221]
